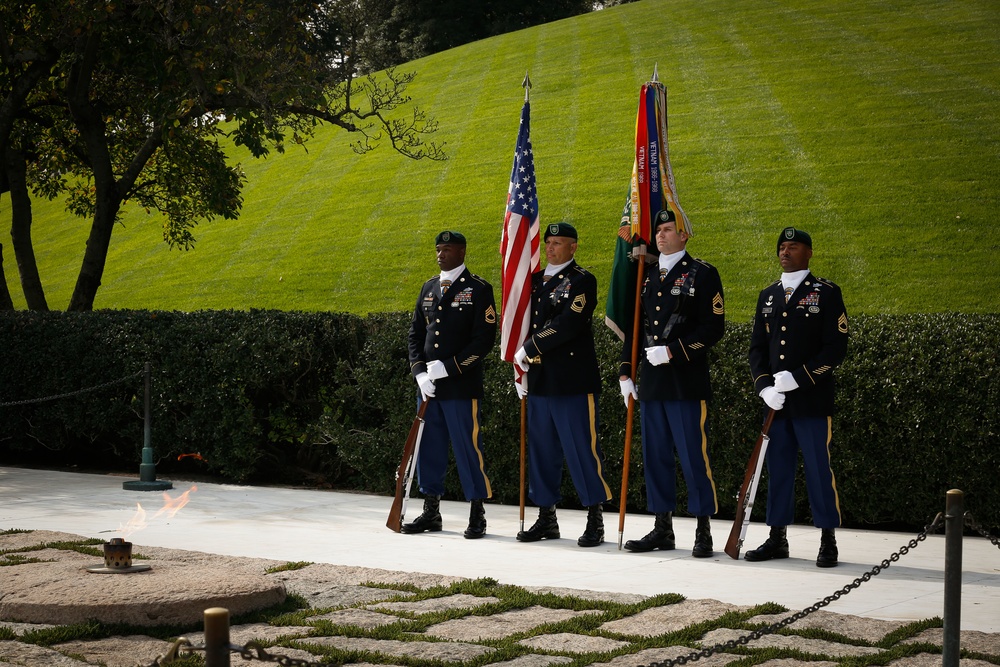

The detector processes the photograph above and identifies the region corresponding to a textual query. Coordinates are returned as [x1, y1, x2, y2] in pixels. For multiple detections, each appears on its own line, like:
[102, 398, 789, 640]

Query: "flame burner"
[85, 538, 152, 574]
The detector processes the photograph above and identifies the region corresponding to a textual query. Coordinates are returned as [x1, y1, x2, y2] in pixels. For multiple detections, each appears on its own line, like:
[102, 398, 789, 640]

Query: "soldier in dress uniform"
[404, 230, 498, 539]
[513, 222, 613, 547]
[618, 209, 725, 558]
[746, 227, 849, 567]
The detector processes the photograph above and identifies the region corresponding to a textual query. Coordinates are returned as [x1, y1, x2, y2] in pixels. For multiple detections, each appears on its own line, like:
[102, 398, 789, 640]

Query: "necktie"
[441, 279, 451, 294]
[784, 286, 793, 303]
[542, 275, 552, 283]
[660, 268, 668, 280]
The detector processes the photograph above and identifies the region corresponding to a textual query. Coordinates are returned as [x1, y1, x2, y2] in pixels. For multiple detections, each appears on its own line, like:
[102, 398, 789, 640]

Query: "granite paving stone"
[700, 629, 884, 657]
[749, 609, 908, 643]
[885, 654, 998, 667]
[370, 593, 501, 614]
[0, 640, 91, 666]
[309, 607, 405, 629]
[182, 621, 314, 646]
[524, 587, 648, 605]
[491, 654, 574, 667]
[596, 645, 742, 667]
[0, 621, 55, 635]
[902, 628, 1000, 655]
[52, 635, 172, 667]
[425, 605, 603, 641]
[601, 599, 750, 637]
[517, 632, 630, 653]
[301, 635, 495, 661]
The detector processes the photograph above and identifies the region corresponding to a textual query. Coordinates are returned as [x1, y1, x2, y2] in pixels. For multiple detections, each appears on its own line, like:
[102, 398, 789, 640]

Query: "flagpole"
[517, 70, 532, 533]
[618, 251, 646, 549]
[618, 66, 660, 549]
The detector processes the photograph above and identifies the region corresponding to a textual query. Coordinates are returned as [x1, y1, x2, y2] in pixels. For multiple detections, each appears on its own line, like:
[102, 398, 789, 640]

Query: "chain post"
[942, 489, 963, 667]
[204, 607, 231, 667]
[123, 362, 172, 491]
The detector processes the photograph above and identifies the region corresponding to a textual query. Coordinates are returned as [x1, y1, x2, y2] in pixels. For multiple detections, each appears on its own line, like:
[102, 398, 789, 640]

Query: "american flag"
[499, 100, 540, 369]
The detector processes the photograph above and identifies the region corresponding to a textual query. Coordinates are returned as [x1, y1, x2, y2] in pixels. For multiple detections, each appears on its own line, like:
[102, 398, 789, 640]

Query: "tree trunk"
[0, 243, 15, 310]
[5, 146, 48, 310]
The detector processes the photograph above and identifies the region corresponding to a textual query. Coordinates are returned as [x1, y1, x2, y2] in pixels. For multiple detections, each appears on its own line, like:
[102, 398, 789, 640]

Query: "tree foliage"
[0, 0, 444, 311]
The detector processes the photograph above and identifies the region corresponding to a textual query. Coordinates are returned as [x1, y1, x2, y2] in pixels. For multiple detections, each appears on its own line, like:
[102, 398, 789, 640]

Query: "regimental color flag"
[606, 79, 688, 341]
[500, 100, 541, 366]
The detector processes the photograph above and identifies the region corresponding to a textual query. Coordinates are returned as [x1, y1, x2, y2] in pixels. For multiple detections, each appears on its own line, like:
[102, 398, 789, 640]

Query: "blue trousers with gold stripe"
[764, 416, 841, 529]
[526, 394, 612, 508]
[416, 398, 491, 501]
[639, 399, 718, 516]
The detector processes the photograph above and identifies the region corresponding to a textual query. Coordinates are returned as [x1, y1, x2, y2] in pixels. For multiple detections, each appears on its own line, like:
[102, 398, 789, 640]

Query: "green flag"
[605, 188, 652, 341]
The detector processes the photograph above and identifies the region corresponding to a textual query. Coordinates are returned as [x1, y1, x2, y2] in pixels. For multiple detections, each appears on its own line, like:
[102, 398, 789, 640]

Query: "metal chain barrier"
[142, 514, 953, 667]
[145, 639, 343, 666]
[964, 512, 1000, 549]
[636, 512, 947, 667]
[0, 369, 145, 407]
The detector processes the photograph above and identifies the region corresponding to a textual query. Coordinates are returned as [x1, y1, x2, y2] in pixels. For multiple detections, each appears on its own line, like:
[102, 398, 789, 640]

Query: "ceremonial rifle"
[724, 408, 776, 559]
[386, 401, 429, 532]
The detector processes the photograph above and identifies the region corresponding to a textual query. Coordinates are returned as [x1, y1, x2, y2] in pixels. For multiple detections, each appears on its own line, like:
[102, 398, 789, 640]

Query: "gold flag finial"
[651, 64, 659, 83]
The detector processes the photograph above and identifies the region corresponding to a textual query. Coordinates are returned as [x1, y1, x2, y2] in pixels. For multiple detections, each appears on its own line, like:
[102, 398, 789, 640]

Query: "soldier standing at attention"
[513, 222, 613, 547]
[618, 209, 725, 558]
[404, 231, 498, 539]
[746, 227, 849, 567]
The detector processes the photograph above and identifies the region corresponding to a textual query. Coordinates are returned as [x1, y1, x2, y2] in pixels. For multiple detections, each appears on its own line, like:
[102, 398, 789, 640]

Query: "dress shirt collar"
[658, 250, 686, 275]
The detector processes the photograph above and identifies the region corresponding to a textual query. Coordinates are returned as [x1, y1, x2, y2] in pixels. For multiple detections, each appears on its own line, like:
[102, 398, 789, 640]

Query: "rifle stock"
[724, 409, 776, 559]
[386, 401, 429, 532]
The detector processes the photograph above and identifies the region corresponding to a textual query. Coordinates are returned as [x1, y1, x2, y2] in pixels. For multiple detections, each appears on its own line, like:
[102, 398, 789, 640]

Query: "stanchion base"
[122, 480, 173, 491]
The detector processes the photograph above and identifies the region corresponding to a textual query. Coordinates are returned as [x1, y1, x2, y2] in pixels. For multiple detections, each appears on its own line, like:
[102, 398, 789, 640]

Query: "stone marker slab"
[303, 635, 494, 662]
[53, 635, 172, 667]
[370, 594, 500, 615]
[426, 605, 602, 641]
[902, 629, 1000, 656]
[700, 629, 883, 657]
[601, 599, 749, 637]
[749, 609, 908, 643]
[517, 631, 629, 653]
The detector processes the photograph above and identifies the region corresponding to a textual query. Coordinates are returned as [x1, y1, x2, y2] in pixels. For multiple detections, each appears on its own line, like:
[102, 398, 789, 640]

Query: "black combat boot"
[624, 512, 675, 552]
[577, 504, 605, 547]
[517, 505, 560, 542]
[692, 515, 714, 558]
[816, 528, 839, 568]
[463, 499, 487, 539]
[401, 495, 442, 534]
[744, 525, 789, 562]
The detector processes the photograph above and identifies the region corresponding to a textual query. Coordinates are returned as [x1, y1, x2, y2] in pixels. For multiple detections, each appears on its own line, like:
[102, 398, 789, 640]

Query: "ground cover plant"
[1, 0, 997, 318]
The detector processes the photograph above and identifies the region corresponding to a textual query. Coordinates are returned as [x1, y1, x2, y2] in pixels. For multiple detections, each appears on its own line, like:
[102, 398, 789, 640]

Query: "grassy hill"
[2, 0, 998, 320]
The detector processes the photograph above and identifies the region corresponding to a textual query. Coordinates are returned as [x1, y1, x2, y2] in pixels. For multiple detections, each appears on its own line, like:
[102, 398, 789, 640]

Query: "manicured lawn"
[3, 0, 998, 320]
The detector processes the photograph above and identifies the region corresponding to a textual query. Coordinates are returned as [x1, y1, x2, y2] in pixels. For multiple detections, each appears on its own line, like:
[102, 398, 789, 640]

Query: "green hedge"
[0, 310, 996, 530]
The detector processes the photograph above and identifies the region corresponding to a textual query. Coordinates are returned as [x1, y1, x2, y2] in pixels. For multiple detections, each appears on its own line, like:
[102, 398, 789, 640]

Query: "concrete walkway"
[2, 466, 997, 634]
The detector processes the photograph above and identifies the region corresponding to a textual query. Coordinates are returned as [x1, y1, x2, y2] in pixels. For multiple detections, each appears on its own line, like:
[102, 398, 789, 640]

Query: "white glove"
[513, 346, 530, 372]
[426, 360, 448, 381]
[760, 386, 785, 411]
[619, 378, 637, 408]
[773, 370, 798, 393]
[645, 345, 670, 366]
[514, 380, 528, 400]
[416, 372, 436, 399]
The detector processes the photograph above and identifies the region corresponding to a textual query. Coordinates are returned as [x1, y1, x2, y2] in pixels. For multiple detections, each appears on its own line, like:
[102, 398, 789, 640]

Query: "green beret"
[435, 230, 467, 246]
[777, 227, 812, 255]
[654, 209, 676, 229]
[544, 222, 578, 240]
